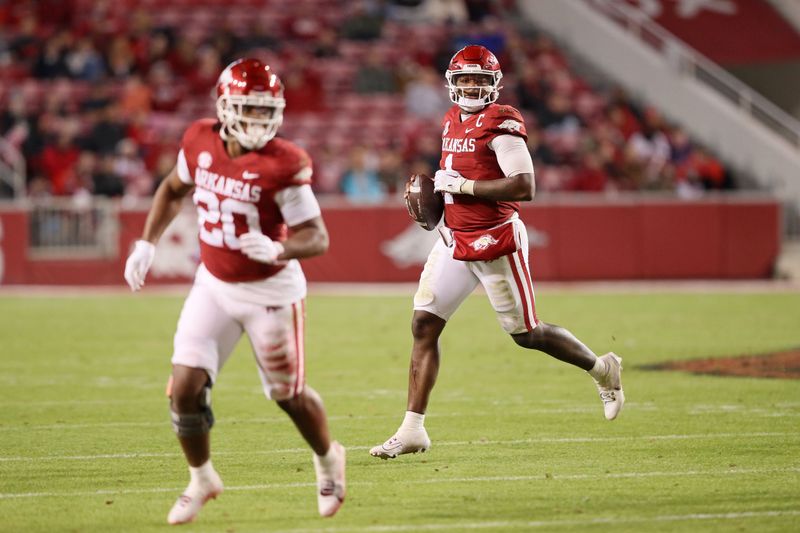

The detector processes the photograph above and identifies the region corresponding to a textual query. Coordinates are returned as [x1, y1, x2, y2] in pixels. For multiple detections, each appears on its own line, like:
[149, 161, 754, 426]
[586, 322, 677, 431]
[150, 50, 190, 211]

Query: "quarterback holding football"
[371, 45, 625, 459]
[124, 58, 345, 524]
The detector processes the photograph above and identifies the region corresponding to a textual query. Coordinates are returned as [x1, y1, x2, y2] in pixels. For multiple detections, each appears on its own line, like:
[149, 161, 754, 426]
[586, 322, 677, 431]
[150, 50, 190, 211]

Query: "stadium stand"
[1, 0, 740, 202]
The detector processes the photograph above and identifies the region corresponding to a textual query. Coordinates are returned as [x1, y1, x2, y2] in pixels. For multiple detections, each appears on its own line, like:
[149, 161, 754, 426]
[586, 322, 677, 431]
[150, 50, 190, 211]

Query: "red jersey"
[179, 119, 313, 282]
[439, 103, 528, 231]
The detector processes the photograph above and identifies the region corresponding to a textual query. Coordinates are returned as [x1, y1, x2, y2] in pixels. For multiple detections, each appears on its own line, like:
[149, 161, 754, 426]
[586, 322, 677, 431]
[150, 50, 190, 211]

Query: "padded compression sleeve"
[274, 184, 322, 227]
[489, 134, 534, 178]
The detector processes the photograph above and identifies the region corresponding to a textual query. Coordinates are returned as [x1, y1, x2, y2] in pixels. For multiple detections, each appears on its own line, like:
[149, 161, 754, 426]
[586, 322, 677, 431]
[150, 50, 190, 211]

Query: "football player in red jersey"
[124, 58, 345, 523]
[370, 45, 625, 459]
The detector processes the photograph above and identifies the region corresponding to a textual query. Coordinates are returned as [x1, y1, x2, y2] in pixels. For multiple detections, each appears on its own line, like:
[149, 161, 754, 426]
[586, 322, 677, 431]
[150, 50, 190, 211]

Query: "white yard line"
[1, 432, 796, 463]
[1, 467, 798, 500]
[1, 280, 798, 297]
[277, 510, 800, 532]
[2, 399, 795, 431]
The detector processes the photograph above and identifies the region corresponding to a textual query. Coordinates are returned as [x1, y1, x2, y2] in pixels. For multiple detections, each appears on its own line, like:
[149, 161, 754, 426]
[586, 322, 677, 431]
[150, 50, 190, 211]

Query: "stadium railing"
[587, 0, 800, 149]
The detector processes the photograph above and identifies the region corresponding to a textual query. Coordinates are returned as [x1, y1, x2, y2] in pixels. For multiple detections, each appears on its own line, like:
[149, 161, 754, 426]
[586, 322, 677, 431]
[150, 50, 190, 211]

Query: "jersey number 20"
[193, 189, 260, 249]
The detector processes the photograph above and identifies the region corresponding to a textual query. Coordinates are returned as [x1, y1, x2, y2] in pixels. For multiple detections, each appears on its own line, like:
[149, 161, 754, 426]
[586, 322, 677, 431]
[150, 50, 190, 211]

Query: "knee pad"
[170, 385, 214, 437]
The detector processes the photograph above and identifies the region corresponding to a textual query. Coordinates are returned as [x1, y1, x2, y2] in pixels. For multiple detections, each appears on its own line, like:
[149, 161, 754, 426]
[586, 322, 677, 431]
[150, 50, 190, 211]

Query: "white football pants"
[413, 218, 538, 334]
[172, 281, 305, 400]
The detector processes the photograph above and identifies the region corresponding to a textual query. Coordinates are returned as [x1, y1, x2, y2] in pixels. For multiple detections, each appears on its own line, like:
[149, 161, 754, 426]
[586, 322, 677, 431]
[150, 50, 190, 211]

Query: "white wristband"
[461, 179, 476, 195]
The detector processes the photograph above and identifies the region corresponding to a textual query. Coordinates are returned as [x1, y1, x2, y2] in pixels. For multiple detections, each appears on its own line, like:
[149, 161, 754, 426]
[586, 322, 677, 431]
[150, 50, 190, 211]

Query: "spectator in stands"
[148, 61, 183, 112]
[404, 66, 450, 119]
[92, 153, 125, 197]
[340, 0, 385, 41]
[527, 129, 559, 166]
[73, 151, 98, 196]
[149, 151, 176, 195]
[376, 147, 406, 194]
[411, 132, 442, 174]
[386, 0, 468, 24]
[688, 147, 728, 191]
[354, 48, 398, 94]
[423, 0, 469, 24]
[80, 81, 114, 114]
[32, 32, 70, 79]
[8, 12, 40, 66]
[1, 92, 44, 170]
[208, 25, 238, 66]
[539, 91, 583, 161]
[538, 90, 581, 132]
[606, 88, 642, 140]
[141, 30, 173, 72]
[668, 126, 691, 160]
[568, 151, 610, 192]
[40, 125, 80, 195]
[235, 20, 282, 55]
[0, 0, 736, 198]
[340, 145, 386, 203]
[626, 107, 670, 185]
[283, 3, 326, 42]
[65, 37, 106, 81]
[167, 35, 198, 77]
[120, 74, 152, 116]
[407, 157, 435, 184]
[105, 35, 137, 78]
[82, 103, 127, 155]
[112, 138, 151, 197]
[452, 16, 507, 59]
[314, 144, 348, 194]
[282, 52, 326, 113]
[515, 63, 548, 117]
[188, 46, 222, 96]
[311, 28, 340, 58]
[464, 0, 496, 22]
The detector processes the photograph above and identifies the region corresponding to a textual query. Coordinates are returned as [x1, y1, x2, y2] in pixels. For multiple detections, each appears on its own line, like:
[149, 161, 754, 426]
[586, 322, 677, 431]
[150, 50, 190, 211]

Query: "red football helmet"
[445, 45, 503, 112]
[216, 58, 286, 150]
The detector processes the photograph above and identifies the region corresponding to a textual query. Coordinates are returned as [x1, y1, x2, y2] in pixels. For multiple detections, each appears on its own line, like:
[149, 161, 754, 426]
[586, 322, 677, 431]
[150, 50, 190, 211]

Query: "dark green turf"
[1, 291, 798, 532]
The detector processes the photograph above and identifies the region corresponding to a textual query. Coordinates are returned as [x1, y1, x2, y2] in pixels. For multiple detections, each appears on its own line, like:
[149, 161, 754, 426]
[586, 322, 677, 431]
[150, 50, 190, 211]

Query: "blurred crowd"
[0, 0, 733, 202]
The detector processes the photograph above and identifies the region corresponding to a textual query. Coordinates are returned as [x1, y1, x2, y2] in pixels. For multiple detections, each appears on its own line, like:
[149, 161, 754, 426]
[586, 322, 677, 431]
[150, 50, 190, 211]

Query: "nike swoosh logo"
[242, 171, 260, 180]
[465, 128, 474, 134]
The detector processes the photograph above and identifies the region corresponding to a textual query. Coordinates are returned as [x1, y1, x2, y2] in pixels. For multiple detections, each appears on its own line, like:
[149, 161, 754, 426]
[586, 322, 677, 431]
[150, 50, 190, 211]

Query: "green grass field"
[1, 288, 799, 532]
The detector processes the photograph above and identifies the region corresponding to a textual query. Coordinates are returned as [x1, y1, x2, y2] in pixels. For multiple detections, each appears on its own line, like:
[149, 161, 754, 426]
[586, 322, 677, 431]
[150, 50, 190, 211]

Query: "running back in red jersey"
[179, 119, 313, 282]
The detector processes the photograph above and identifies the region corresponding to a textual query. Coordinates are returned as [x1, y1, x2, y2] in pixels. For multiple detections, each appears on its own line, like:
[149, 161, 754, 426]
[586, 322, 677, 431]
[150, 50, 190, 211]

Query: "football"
[404, 173, 444, 231]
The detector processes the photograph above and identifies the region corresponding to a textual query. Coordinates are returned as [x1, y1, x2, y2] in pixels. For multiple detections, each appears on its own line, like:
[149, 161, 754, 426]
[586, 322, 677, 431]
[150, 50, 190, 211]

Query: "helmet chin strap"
[457, 96, 489, 113]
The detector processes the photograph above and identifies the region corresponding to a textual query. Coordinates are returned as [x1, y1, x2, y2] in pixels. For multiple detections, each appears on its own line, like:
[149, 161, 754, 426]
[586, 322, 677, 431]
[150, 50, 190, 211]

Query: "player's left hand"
[239, 232, 285, 264]
[434, 169, 474, 195]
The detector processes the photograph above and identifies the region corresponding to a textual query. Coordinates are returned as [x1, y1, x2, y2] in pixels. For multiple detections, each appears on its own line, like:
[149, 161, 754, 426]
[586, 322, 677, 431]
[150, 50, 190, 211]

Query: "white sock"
[400, 410, 425, 431]
[588, 357, 607, 380]
[188, 460, 217, 489]
[316, 442, 338, 469]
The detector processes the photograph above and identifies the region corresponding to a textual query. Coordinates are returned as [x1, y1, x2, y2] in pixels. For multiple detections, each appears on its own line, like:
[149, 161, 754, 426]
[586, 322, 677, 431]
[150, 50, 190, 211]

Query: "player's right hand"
[434, 169, 474, 195]
[124, 240, 156, 292]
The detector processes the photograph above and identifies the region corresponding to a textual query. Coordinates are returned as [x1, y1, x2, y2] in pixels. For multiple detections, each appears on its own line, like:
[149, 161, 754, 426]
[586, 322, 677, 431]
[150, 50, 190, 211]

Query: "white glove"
[433, 169, 475, 195]
[124, 240, 155, 292]
[239, 231, 285, 264]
